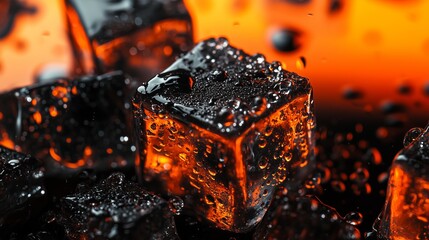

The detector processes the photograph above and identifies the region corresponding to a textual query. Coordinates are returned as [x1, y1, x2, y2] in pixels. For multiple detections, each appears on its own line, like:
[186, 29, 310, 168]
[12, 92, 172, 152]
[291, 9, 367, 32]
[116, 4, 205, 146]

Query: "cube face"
[376, 126, 429, 239]
[65, 0, 193, 82]
[136, 94, 314, 231]
[0, 72, 134, 175]
[253, 195, 361, 240]
[54, 173, 179, 240]
[241, 95, 315, 220]
[0, 146, 46, 227]
[133, 38, 315, 232]
[136, 105, 237, 229]
[377, 163, 429, 240]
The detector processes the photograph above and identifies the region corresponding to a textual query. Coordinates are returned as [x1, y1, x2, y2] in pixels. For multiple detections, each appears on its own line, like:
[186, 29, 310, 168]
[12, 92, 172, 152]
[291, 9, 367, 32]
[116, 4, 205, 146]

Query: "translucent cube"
[133, 38, 315, 232]
[0, 72, 134, 176]
[65, 0, 193, 83]
[375, 126, 429, 240]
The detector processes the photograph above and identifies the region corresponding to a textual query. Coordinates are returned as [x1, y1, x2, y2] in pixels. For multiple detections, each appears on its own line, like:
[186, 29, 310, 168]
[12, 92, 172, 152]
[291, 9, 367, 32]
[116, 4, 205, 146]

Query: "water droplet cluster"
[52, 172, 179, 239]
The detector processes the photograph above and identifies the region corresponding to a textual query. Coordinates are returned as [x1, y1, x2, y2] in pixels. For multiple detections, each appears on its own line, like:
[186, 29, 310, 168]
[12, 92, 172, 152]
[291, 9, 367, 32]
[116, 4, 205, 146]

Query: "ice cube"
[374, 125, 429, 240]
[0, 71, 135, 176]
[253, 195, 361, 240]
[65, 0, 193, 84]
[53, 172, 179, 239]
[0, 146, 46, 227]
[133, 38, 315, 232]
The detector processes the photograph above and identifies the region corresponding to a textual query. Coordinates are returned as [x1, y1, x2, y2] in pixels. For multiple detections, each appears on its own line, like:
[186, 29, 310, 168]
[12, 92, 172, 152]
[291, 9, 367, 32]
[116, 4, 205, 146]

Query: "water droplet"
[216, 37, 229, 49]
[205, 145, 212, 154]
[168, 196, 184, 215]
[262, 189, 268, 196]
[284, 151, 293, 162]
[350, 168, 369, 184]
[264, 127, 273, 137]
[344, 212, 363, 226]
[331, 180, 346, 192]
[208, 169, 217, 177]
[153, 145, 162, 152]
[7, 159, 20, 168]
[364, 231, 378, 240]
[210, 69, 228, 82]
[258, 137, 267, 149]
[365, 148, 382, 165]
[258, 156, 269, 169]
[403, 127, 424, 147]
[251, 96, 267, 116]
[205, 195, 215, 205]
[217, 108, 235, 127]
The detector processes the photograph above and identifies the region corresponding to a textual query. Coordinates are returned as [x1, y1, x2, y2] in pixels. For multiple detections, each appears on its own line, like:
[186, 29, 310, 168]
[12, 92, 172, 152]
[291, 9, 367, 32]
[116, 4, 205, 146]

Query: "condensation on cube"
[133, 38, 315, 232]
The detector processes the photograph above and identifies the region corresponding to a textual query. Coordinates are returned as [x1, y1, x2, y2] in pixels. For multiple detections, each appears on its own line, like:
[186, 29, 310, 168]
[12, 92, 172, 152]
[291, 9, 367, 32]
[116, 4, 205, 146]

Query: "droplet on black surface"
[159, 69, 195, 93]
[271, 29, 300, 53]
[364, 231, 378, 240]
[403, 127, 424, 147]
[168, 196, 184, 216]
[344, 212, 363, 226]
[211, 70, 228, 82]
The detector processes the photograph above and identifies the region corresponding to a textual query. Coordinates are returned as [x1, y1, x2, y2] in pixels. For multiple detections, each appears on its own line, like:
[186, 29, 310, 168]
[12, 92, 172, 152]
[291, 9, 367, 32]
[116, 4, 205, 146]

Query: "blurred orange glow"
[0, 0, 71, 90]
[184, 0, 429, 119]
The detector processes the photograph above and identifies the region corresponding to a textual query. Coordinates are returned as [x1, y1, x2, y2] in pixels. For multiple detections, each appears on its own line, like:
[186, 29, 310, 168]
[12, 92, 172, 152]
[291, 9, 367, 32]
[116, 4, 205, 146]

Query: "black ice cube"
[53, 172, 179, 240]
[65, 0, 194, 83]
[0, 71, 135, 176]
